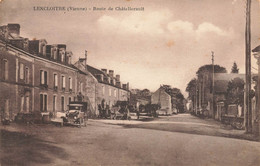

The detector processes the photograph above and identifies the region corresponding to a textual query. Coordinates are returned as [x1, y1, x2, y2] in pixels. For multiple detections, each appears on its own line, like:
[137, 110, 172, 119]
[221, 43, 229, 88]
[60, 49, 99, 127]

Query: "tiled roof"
[87, 65, 106, 76]
[86, 64, 129, 91]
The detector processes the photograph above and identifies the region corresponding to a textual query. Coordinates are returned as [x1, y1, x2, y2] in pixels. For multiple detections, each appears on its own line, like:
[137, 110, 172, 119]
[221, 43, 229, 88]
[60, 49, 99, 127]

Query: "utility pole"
[245, 0, 252, 133]
[212, 51, 215, 119]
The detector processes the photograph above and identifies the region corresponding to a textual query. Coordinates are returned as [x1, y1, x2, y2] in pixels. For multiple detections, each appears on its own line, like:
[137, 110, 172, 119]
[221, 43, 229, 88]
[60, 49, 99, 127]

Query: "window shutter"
[44, 71, 47, 85]
[63, 76, 65, 88]
[40, 70, 42, 84]
[44, 95, 47, 111]
[40, 94, 43, 111]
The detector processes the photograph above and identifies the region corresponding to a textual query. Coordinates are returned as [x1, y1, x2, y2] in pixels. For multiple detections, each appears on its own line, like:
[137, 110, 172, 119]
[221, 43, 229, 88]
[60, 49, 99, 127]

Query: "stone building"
[87, 66, 130, 109]
[151, 86, 173, 115]
[0, 23, 130, 120]
[0, 24, 80, 120]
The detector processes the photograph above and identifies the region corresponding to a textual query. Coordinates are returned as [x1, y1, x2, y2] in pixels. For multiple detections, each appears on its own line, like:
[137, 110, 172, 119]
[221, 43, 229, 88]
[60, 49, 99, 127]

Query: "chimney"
[126, 82, 129, 90]
[7, 24, 20, 35]
[109, 70, 114, 77]
[101, 69, 107, 74]
[85, 50, 87, 66]
[116, 75, 120, 82]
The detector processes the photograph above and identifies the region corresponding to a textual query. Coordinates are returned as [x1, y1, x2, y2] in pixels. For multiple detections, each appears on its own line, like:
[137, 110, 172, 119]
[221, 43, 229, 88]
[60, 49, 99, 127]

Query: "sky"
[0, 0, 259, 96]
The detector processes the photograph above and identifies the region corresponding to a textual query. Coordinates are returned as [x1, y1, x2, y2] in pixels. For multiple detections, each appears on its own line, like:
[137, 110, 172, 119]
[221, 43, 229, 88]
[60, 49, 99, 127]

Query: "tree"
[196, 64, 227, 75]
[226, 77, 245, 106]
[185, 78, 197, 100]
[231, 62, 239, 73]
[196, 64, 227, 103]
[140, 89, 151, 97]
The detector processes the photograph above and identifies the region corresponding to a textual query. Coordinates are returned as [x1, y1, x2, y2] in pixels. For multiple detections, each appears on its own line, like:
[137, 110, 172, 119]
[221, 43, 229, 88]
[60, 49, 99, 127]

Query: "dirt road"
[1, 114, 259, 166]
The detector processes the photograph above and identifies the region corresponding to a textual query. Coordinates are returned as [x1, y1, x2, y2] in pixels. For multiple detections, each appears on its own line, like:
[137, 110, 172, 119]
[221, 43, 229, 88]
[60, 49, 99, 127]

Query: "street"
[1, 114, 260, 166]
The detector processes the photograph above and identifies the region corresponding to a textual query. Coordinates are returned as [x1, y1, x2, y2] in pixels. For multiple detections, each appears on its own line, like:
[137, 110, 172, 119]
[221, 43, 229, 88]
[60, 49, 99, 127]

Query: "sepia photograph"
[0, 0, 260, 165]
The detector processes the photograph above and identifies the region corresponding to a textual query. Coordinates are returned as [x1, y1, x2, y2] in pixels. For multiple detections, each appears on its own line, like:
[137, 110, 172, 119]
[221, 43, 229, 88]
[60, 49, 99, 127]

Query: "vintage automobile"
[51, 102, 88, 127]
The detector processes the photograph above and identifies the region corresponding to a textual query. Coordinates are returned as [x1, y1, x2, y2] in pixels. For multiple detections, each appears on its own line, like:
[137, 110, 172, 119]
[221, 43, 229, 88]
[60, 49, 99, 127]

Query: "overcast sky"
[1, 0, 259, 96]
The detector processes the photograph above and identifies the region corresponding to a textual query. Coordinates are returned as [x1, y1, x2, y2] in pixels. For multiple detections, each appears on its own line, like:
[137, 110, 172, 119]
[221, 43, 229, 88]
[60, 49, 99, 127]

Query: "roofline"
[97, 81, 130, 92]
[0, 40, 78, 71]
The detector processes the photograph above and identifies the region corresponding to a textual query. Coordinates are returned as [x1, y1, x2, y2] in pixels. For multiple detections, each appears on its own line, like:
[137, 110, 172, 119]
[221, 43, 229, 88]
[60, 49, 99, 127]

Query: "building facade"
[151, 87, 173, 115]
[0, 24, 80, 120]
[0, 23, 130, 120]
[86, 66, 130, 110]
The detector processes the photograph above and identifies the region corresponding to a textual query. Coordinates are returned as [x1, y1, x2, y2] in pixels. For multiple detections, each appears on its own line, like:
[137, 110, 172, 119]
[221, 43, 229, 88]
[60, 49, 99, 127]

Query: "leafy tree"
[140, 89, 151, 97]
[185, 78, 197, 100]
[196, 64, 227, 101]
[196, 64, 227, 75]
[231, 62, 239, 73]
[226, 77, 245, 106]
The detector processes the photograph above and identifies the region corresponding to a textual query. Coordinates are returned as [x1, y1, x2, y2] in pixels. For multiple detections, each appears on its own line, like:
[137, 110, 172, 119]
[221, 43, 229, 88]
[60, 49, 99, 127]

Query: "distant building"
[74, 56, 130, 113]
[151, 86, 175, 115]
[86, 66, 130, 109]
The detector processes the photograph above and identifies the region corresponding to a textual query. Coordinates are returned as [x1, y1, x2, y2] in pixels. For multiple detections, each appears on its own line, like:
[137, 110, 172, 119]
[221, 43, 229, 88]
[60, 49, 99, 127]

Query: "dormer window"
[60, 50, 65, 62]
[51, 47, 57, 59]
[42, 44, 46, 56]
[39, 40, 47, 56]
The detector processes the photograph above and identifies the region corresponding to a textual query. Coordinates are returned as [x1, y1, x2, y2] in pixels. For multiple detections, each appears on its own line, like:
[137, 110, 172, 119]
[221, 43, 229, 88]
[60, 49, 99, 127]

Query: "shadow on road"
[122, 123, 259, 142]
[0, 129, 68, 166]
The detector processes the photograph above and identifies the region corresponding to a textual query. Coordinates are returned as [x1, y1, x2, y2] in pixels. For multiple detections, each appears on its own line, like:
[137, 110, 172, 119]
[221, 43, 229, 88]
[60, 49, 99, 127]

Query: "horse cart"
[110, 101, 137, 120]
